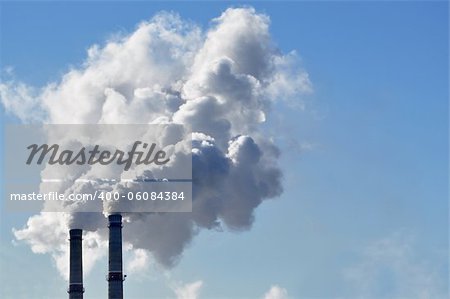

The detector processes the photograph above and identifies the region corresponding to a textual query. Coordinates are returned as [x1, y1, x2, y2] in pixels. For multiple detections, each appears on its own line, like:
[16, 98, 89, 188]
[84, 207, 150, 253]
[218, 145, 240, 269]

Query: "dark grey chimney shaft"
[108, 214, 124, 299]
[68, 229, 84, 299]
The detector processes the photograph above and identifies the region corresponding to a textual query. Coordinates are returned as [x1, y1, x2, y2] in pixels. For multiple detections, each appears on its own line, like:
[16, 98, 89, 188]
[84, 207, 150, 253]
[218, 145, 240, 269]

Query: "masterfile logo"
[4, 124, 192, 212]
[26, 141, 171, 171]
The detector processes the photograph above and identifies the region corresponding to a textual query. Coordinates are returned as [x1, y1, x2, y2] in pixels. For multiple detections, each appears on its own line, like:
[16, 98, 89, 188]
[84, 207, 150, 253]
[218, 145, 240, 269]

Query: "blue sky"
[0, 1, 448, 298]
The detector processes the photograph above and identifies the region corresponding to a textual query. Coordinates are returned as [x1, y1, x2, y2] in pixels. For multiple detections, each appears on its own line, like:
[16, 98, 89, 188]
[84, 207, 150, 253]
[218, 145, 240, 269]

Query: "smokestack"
[108, 214, 124, 299]
[68, 229, 84, 299]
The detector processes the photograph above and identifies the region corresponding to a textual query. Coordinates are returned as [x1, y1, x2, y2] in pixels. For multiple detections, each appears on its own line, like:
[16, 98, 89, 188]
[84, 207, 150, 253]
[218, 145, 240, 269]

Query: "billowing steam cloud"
[1, 7, 311, 278]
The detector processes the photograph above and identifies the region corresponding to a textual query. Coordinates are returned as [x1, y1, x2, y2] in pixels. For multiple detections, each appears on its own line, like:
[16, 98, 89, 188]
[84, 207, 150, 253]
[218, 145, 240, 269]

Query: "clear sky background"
[0, 1, 448, 299]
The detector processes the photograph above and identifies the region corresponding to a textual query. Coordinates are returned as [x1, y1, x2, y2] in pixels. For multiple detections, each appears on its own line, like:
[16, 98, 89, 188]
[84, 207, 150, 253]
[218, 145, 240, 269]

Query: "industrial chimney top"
[69, 229, 83, 239]
[108, 214, 122, 226]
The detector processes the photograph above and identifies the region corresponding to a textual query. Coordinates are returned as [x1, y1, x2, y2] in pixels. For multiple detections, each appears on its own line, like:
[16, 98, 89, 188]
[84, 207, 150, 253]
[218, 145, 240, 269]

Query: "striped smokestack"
[108, 214, 124, 299]
[68, 229, 84, 299]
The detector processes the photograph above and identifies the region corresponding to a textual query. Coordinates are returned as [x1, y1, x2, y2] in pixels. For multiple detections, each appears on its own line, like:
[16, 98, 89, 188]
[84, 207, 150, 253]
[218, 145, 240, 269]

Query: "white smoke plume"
[263, 285, 290, 299]
[1, 7, 311, 277]
[173, 280, 203, 299]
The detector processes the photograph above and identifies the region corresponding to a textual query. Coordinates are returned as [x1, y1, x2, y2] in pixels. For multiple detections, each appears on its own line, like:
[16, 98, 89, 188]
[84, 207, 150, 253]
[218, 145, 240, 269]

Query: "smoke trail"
[1, 7, 311, 277]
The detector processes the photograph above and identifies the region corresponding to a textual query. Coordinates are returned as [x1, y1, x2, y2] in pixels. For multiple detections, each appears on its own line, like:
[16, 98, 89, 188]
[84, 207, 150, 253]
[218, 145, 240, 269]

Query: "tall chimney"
[108, 214, 124, 299]
[68, 229, 84, 299]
